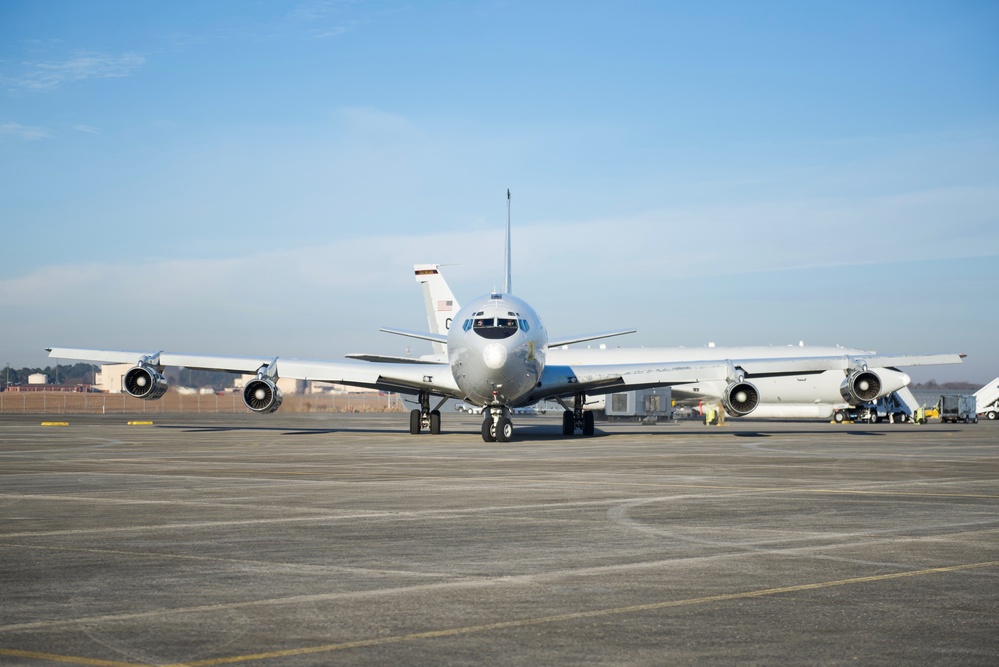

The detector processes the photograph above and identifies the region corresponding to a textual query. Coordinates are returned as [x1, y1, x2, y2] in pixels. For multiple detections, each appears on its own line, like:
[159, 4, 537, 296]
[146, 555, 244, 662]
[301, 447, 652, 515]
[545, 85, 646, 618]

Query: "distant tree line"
[910, 380, 979, 391]
[1, 363, 98, 388]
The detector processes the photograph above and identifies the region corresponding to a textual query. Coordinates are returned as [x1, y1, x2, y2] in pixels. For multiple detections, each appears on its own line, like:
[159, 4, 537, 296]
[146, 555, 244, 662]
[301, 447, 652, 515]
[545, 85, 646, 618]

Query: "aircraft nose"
[482, 343, 508, 370]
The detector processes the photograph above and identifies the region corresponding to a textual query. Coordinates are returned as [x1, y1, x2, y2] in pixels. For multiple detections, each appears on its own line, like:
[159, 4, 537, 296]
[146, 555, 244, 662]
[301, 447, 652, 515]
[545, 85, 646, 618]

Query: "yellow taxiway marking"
[0, 648, 141, 666]
[4, 560, 996, 667]
[126, 421, 154, 426]
[40, 422, 69, 427]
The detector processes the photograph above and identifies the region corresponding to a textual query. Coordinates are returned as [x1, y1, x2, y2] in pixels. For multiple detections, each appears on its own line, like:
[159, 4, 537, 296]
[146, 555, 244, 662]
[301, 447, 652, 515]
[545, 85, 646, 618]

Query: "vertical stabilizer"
[414, 264, 457, 355]
[504, 188, 512, 295]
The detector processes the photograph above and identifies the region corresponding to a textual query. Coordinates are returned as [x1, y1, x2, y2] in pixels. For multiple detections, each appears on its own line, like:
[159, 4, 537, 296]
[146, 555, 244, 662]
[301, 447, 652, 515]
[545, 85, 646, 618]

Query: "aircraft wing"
[46, 347, 461, 398]
[525, 350, 965, 404]
[734, 353, 964, 377]
[528, 361, 732, 402]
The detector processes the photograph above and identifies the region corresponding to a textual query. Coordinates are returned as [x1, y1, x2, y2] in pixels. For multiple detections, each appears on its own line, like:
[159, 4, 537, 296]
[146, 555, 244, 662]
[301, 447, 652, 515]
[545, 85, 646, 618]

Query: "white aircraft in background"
[48, 192, 963, 440]
[359, 263, 965, 422]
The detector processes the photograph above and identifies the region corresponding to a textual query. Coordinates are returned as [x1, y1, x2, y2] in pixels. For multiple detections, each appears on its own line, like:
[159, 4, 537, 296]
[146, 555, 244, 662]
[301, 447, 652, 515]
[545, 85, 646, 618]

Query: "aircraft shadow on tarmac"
[150, 422, 950, 440]
[154, 423, 609, 439]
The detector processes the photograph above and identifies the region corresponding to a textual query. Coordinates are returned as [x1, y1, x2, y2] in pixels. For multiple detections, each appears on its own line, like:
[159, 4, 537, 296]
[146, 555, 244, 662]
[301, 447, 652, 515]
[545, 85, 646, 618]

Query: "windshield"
[472, 317, 519, 340]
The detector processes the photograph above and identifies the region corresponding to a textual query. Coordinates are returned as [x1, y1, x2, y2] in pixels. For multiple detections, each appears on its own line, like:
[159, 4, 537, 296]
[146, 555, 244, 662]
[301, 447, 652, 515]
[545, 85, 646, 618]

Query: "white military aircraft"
[47, 192, 963, 440]
[354, 261, 964, 422]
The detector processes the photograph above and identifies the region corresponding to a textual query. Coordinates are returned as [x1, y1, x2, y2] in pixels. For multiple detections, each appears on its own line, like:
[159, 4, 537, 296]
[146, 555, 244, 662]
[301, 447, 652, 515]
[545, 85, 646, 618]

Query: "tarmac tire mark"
[3, 560, 997, 667]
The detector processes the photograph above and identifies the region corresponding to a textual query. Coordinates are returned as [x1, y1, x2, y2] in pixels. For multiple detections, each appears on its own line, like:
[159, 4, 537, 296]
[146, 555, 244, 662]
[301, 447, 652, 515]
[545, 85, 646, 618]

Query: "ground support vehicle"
[974, 378, 999, 420]
[938, 394, 978, 424]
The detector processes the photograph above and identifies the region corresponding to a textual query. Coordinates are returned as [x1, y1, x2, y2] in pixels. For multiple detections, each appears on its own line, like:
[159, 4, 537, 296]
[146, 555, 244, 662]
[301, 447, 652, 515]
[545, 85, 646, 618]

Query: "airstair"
[973, 377, 999, 419]
[893, 387, 921, 416]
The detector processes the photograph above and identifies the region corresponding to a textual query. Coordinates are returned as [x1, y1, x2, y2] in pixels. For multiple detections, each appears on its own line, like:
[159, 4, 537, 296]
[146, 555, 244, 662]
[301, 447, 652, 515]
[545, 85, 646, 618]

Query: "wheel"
[869, 413, 880, 424]
[496, 417, 513, 442]
[429, 410, 441, 435]
[582, 411, 595, 436]
[988, 411, 997, 421]
[834, 411, 845, 423]
[562, 411, 574, 436]
[481, 417, 496, 442]
[409, 409, 422, 435]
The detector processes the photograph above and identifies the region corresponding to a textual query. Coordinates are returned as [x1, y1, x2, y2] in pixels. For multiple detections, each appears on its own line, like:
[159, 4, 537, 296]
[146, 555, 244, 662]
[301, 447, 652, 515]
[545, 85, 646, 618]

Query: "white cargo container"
[605, 388, 673, 422]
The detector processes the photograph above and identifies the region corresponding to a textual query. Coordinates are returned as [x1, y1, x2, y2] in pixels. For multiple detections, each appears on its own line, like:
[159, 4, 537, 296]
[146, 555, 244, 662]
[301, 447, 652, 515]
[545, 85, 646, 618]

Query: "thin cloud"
[0, 122, 51, 140]
[10, 52, 145, 92]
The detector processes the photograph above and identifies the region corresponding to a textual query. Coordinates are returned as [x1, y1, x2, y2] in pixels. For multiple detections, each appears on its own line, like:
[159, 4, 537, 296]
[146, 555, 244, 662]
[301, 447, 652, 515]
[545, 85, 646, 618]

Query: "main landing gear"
[409, 391, 445, 435]
[481, 406, 513, 443]
[561, 391, 595, 436]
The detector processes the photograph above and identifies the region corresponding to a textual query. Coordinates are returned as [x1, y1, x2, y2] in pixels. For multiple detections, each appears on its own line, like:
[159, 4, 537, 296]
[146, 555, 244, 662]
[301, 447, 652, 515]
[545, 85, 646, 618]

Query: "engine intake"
[722, 381, 760, 417]
[841, 370, 882, 404]
[123, 365, 169, 400]
[242, 378, 283, 414]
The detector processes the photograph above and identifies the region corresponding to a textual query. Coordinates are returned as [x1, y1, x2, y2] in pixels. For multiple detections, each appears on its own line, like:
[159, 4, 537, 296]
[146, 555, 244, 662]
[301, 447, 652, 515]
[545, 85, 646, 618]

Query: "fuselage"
[447, 293, 547, 407]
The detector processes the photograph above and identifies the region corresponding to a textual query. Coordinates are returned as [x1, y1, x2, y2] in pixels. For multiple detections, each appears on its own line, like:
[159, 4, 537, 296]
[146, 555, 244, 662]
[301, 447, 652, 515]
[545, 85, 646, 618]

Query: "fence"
[0, 390, 405, 415]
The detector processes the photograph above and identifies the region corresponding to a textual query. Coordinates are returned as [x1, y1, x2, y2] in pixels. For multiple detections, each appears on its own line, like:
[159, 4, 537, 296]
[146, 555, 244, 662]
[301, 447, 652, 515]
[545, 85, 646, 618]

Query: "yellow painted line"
[40, 422, 69, 427]
[3, 560, 997, 667]
[0, 648, 144, 667]
[152, 559, 996, 667]
[127, 421, 154, 426]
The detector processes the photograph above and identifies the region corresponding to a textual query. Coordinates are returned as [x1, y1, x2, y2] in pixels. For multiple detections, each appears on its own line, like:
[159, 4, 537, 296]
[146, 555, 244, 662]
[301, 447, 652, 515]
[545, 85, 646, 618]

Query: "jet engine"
[840, 370, 882, 404]
[722, 381, 760, 417]
[123, 365, 169, 400]
[242, 378, 283, 414]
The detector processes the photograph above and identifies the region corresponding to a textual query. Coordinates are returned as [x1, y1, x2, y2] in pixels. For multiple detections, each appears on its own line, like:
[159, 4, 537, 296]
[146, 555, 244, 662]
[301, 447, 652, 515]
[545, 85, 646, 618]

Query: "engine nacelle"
[722, 381, 760, 417]
[123, 365, 169, 400]
[242, 378, 284, 414]
[840, 370, 882, 404]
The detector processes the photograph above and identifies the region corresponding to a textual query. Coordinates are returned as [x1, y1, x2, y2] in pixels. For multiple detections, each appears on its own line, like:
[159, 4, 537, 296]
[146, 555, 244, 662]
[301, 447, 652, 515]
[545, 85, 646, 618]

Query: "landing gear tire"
[834, 411, 845, 424]
[429, 410, 441, 435]
[409, 409, 422, 435]
[496, 417, 513, 443]
[562, 411, 574, 436]
[481, 417, 497, 442]
[582, 410, 595, 436]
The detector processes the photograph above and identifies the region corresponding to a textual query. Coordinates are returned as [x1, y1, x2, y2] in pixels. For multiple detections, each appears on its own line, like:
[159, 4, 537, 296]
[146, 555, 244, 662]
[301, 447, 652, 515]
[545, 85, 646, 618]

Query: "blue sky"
[1, 0, 997, 383]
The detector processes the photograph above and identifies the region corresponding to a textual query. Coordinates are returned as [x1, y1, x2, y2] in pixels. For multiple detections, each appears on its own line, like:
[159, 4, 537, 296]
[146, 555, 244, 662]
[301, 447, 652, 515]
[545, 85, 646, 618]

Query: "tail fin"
[414, 264, 460, 355]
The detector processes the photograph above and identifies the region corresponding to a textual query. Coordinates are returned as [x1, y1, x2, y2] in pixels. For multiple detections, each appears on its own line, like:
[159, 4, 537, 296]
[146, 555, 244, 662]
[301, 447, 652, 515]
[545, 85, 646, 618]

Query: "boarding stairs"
[893, 387, 920, 417]
[973, 377, 999, 417]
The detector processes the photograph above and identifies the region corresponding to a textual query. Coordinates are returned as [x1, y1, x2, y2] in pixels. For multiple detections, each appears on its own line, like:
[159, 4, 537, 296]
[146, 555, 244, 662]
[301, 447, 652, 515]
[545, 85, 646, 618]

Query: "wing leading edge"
[46, 347, 460, 399]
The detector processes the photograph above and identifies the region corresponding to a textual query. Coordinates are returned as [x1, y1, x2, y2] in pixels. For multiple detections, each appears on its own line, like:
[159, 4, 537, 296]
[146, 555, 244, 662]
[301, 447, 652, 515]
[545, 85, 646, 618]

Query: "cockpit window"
[472, 316, 519, 339]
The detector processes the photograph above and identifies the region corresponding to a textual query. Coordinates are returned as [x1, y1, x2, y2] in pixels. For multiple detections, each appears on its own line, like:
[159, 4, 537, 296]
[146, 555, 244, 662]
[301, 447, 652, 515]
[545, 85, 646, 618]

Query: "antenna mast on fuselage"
[504, 188, 512, 295]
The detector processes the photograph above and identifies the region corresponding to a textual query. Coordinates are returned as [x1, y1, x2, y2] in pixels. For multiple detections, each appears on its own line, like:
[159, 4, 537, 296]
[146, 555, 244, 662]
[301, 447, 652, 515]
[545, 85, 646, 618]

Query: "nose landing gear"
[482, 407, 513, 442]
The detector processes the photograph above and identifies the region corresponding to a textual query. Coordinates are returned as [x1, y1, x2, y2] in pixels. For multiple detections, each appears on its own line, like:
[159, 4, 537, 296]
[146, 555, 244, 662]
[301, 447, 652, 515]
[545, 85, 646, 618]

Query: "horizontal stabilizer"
[379, 327, 449, 345]
[549, 329, 636, 348]
[346, 353, 444, 365]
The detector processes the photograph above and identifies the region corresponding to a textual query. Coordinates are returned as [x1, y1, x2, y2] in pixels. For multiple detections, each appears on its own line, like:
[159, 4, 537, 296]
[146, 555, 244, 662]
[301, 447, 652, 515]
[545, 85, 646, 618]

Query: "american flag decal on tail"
[437, 300, 453, 312]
